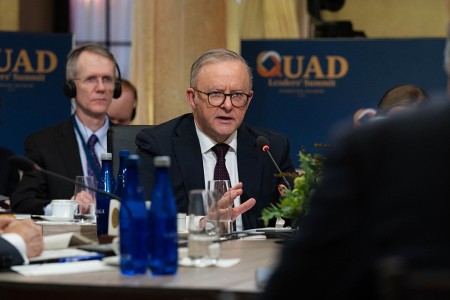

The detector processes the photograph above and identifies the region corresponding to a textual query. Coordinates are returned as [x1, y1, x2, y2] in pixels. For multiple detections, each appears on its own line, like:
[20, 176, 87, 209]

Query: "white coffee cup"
[51, 199, 75, 219]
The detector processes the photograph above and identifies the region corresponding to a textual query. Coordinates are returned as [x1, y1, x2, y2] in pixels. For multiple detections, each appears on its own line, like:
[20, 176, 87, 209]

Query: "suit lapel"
[172, 116, 205, 193]
[237, 125, 260, 228]
[56, 117, 83, 179]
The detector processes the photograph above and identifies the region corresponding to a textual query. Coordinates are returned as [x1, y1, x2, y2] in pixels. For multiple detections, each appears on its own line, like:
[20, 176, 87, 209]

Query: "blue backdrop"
[242, 39, 447, 168]
[0, 31, 73, 155]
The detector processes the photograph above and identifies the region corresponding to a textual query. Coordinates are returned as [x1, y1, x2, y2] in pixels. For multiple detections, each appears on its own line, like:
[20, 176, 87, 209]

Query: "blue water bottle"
[96, 152, 115, 237]
[119, 154, 148, 276]
[114, 150, 130, 199]
[147, 156, 178, 275]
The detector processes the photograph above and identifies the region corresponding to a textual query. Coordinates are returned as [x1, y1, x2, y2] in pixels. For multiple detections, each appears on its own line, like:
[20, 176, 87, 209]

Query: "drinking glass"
[73, 175, 96, 224]
[207, 179, 233, 235]
[187, 189, 220, 267]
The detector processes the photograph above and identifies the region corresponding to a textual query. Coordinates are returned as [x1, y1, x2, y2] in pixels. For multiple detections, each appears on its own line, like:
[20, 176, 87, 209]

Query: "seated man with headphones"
[10, 43, 122, 215]
[107, 79, 138, 125]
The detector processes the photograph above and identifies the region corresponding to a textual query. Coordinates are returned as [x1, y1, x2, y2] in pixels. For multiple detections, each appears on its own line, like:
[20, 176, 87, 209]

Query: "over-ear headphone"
[63, 45, 122, 99]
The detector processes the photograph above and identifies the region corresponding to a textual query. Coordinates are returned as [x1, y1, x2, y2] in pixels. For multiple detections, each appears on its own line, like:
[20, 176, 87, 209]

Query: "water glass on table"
[73, 175, 96, 224]
[207, 180, 233, 236]
[187, 189, 221, 267]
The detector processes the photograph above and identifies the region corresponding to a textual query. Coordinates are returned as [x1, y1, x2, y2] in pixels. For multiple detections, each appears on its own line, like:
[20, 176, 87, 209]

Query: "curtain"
[131, 0, 305, 125]
[69, 0, 134, 80]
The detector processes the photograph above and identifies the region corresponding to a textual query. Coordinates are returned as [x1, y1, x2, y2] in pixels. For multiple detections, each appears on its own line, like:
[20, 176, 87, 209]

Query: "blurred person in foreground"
[107, 78, 138, 125]
[0, 146, 20, 211]
[10, 43, 121, 215]
[136, 48, 295, 230]
[261, 96, 450, 299]
[0, 218, 43, 268]
[0, 97, 20, 210]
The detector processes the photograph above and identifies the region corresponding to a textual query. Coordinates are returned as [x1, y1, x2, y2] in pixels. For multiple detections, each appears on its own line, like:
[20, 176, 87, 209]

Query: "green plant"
[261, 146, 326, 227]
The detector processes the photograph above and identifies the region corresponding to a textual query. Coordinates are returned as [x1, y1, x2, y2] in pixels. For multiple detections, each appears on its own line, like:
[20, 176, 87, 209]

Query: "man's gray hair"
[189, 48, 253, 89]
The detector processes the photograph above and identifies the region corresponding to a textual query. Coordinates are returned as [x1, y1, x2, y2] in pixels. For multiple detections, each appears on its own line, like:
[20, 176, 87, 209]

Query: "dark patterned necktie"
[211, 143, 236, 231]
[211, 143, 230, 180]
[87, 134, 101, 185]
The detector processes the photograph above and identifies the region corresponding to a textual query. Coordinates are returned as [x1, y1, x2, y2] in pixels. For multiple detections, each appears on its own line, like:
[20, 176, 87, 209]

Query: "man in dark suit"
[261, 99, 450, 299]
[0, 218, 43, 268]
[136, 48, 295, 230]
[10, 43, 121, 215]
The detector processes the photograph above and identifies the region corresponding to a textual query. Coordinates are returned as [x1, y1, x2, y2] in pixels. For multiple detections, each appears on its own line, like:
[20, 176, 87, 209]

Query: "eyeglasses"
[193, 88, 250, 108]
[74, 76, 115, 87]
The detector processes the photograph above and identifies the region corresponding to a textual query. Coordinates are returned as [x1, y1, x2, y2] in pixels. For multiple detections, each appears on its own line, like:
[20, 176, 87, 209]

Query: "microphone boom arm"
[35, 165, 121, 201]
[264, 149, 291, 190]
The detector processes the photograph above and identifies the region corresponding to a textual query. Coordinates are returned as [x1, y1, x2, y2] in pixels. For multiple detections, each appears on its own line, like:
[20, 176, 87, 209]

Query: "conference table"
[0, 223, 286, 300]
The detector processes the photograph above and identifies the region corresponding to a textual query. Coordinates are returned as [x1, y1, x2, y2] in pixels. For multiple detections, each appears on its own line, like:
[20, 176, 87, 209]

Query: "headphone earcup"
[131, 106, 136, 121]
[113, 80, 122, 98]
[63, 80, 76, 98]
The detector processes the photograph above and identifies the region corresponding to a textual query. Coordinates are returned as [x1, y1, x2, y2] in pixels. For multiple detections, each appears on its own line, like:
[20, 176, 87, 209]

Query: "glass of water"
[187, 189, 220, 267]
[207, 180, 233, 236]
[73, 175, 96, 224]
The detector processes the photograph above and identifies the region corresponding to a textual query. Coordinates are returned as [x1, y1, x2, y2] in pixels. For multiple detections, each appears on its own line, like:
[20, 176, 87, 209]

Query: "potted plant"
[261, 147, 326, 228]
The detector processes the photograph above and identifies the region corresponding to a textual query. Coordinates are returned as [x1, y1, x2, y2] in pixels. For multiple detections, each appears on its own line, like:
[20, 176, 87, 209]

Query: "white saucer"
[178, 230, 188, 239]
[39, 215, 73, 222]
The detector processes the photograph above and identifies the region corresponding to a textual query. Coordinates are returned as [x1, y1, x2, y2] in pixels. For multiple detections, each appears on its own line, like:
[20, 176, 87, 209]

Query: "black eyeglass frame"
[192, 88, 251, 108]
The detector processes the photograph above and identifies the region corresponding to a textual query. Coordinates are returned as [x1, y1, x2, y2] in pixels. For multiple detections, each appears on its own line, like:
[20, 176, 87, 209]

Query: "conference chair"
[107, 124, 154, 176]
[377, 256, 450, 300]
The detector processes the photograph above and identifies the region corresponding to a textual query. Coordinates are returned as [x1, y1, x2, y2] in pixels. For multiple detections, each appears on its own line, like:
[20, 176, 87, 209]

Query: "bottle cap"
[119, 150, 131, 157]
[153, 156, 171, 167]
[128, 154, 139, 161]
[100, 153, 113, 160]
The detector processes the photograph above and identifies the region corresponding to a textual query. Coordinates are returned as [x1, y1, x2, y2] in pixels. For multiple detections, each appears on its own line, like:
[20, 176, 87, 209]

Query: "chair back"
[107, 124, 154, 176]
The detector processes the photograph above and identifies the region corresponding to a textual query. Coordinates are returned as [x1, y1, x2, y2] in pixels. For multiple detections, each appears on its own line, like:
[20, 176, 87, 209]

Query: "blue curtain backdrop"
[0, 32, 73, 155]
[242, 39, 447, 168]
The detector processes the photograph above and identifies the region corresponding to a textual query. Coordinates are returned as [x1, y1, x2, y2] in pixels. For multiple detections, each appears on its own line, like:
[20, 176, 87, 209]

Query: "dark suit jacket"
[10, 117, 83, 215]
[136, 113, 296, 229]
[262, 101, 450, 299]
[0, 146, 20, 197]
[0, 237, 24, 268]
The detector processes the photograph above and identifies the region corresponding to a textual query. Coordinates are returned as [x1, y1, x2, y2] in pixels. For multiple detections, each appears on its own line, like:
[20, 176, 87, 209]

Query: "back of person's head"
[377, 84, 429, 116]
[189, 48, 253, 89]
[107, 78, 138, 125]
[122, 79, 138, 121]
[444, 21, 450, 97]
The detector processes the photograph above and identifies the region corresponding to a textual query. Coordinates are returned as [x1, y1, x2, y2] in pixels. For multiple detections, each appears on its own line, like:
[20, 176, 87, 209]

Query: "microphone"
[256, 136, 291, 190]
[9, 155, 121, 201]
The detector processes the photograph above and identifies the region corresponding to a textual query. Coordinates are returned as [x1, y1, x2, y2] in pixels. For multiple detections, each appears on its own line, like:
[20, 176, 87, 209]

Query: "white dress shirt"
[194, 123, 243, 231]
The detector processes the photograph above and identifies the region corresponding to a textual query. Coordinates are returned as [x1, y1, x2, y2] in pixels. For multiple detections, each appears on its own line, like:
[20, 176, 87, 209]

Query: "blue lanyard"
[72, 115, 101, 180]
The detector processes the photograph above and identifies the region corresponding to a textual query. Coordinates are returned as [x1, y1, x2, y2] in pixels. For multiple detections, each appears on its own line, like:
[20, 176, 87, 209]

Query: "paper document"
[44, 232, 95, 250]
